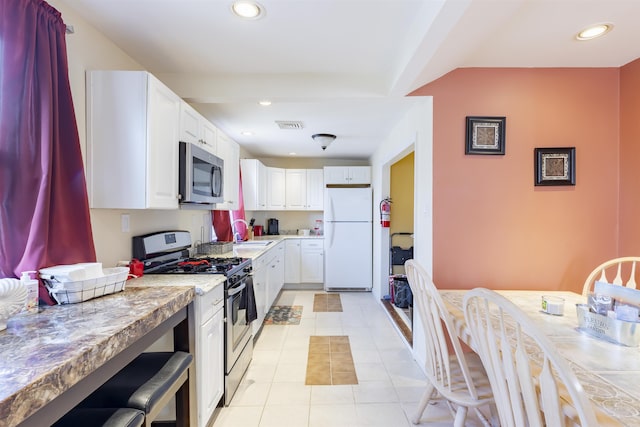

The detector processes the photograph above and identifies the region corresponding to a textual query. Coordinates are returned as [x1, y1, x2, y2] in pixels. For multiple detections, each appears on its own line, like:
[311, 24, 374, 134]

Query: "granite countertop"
[129, 274, 226, 295]
[0, 285, 195, 427]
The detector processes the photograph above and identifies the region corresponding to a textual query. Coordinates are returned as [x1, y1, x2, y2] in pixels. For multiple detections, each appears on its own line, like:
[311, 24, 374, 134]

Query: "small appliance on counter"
[266, 218, 279, 235]
[253, 225, 264, 236]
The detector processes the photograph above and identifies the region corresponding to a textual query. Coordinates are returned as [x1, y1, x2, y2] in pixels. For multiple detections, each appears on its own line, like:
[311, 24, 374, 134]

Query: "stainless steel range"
[132, 230, 254, 406]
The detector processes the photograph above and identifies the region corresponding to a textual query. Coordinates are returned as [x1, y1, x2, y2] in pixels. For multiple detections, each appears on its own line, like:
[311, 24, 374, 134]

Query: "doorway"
[382, 151, 415, 344]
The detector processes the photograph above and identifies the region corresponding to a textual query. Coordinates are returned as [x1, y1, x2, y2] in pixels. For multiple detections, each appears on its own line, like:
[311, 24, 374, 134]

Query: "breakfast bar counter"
[0, 285, 196, 427]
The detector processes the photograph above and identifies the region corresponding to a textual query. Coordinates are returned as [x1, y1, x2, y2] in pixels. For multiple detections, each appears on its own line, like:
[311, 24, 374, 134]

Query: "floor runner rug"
[305, 336, 358, 385]
[263, 305, 303, 325]
[313, 293, 343, 312]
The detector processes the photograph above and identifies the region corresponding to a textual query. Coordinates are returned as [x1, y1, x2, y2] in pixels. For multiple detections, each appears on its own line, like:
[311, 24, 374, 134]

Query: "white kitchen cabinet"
[87, 70, 180, 209]
[285, 169, 323, 210]
[241, 159, 268, 211]
[251, 254, 268, 336]
[284, 239, 301, 283]
[179, 101, 217, 154]
[216, 132, 240, 210]
[285, 169, 306, 210]
[266, 242, 285, 308]
[306, 169, 324, 210]
[267, 167, 286, 210]
[324, 166, 371, 185]
[301, 239, 324, 283]
[195, 284, 224, 427]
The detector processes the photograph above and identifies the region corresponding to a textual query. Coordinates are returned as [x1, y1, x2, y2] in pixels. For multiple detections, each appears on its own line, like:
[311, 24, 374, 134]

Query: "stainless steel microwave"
[179, 141, 224, 206]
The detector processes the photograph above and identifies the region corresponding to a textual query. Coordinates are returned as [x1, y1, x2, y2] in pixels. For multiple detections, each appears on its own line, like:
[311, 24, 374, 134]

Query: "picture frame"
[465, 116, 506, 155]
[534, 147, 576, 186]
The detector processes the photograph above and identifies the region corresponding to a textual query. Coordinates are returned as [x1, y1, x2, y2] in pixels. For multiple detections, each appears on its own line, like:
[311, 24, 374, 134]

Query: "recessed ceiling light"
[576, 23, 613, 41]
[241, 131, 254, 136]
[289, 152, 297, 156]
[259, 100, 272, 106]
[231, 1, 264, 20]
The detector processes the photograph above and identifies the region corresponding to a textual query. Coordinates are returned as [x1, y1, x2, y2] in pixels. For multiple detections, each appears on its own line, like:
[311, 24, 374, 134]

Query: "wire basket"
[196, 241, 233, 255]
[41, 267, 129, 304]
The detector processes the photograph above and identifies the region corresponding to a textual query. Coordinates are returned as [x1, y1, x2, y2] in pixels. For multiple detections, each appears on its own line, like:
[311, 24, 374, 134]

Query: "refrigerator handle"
[326, 221, 334, 248]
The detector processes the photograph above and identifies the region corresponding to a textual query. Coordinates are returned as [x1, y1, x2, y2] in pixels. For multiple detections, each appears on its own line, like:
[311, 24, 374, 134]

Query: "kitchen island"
[0, 285, 195, 427]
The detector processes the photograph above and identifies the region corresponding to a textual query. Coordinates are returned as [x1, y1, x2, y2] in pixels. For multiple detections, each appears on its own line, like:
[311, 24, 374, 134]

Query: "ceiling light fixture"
[241, 131, 254, 136]
[258, 100, 272, 106]
[231, 1, 264, 19]
[576, 23, 613, 41]
[312, 133, 336, 151]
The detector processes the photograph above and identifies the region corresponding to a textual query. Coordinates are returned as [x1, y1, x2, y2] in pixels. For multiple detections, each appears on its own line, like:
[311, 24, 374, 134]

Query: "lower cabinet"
[252, 255, 268, 336]
[301, 240, 324, 283]
[196, 285, 224, 427]
[285, 239, 324, 285]
[266, 242, 285, 309]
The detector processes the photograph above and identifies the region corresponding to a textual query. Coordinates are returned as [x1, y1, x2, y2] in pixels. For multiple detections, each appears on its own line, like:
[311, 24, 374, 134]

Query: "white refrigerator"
[324, 187, 372, 291]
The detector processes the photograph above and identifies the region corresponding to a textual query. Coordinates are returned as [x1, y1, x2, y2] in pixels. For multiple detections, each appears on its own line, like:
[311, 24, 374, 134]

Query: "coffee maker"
[266, 218, 279, 235]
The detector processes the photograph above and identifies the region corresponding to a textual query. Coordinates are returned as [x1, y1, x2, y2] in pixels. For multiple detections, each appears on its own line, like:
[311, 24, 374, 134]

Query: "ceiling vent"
[275, 120, 304, 130]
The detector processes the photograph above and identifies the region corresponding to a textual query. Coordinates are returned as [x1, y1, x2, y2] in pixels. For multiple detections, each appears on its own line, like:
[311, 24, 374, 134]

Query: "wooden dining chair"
[404, 260, 496, 426]
[463, 288, 598, 427]
[582, 256, 640, 296]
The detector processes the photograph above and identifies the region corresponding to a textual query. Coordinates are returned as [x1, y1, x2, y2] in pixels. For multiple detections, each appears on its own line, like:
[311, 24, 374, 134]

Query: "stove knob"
[243, 266, 252, 274]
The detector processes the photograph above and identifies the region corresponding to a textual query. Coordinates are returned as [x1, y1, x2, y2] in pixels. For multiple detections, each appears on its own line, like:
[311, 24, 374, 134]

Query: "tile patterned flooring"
[212, 290, 487, 427]
[313, 293, 343, 312]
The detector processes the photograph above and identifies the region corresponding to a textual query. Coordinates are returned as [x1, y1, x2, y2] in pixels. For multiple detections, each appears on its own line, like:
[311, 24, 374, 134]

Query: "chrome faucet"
[231, 219, 249, 243]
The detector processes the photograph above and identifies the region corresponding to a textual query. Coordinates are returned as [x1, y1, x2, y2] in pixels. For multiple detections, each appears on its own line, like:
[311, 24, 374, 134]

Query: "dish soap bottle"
[21, 271, 38, 313]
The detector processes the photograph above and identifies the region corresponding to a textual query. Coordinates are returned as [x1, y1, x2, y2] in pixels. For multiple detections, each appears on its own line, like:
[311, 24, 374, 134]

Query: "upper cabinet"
[179, 101, 217, 154]
[266, 167, 286, 210]
[285, 169, 323, 210]
[215, 132, 240, 211]
[86, 70, 181, 209]
[241, 159, 267, 211]
[324, 166, 371, 185]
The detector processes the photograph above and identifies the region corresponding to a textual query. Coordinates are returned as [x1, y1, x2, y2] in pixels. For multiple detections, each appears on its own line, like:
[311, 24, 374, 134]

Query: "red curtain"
[212, 166, 247, 242]
[0, 0, 96, 304]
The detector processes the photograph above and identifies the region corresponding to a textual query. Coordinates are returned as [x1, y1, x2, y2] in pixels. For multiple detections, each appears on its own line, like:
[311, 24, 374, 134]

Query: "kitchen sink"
[234, 240, 274, 247]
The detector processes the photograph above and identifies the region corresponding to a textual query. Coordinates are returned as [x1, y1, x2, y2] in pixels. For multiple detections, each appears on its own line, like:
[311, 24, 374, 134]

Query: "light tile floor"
[212, 290, 486, 427]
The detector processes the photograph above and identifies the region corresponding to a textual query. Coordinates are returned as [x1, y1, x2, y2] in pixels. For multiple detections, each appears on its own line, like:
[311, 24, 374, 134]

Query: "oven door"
[179, 141, 224, 205]
[225, 278, 252, 372]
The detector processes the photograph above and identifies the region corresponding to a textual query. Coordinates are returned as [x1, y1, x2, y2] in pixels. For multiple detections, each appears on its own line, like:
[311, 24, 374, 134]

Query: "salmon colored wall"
[412, 68, 620, 292]
[619, 58, 640, 255]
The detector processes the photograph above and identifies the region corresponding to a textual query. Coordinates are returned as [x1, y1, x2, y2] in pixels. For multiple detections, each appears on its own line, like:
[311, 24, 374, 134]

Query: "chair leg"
[453, 405, 468, 427]
[411, 383, 435, 424]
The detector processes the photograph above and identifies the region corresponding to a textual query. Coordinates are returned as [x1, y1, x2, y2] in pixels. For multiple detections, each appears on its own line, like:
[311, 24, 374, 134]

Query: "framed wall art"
[534, 147, 576, 186]
[465, 116, 506, 155]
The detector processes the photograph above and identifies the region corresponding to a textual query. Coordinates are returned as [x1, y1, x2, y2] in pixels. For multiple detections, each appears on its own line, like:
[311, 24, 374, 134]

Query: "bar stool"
[80, 351, 193, 427]
[52, 408, 145, 427]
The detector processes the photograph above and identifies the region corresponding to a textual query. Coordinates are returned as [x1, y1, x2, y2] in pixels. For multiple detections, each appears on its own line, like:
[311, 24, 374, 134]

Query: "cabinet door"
[301, 240, 324, 283]
[216, 132, 239, 210]
[199, 308, 224, 427]
[147, 75, 181, 209]
[200, 120, 217, 154]
[240, 159, 259, 211]
[284, 239, 301, 283]
[252, 259, 267, 335]
[179, 101, 200, 144]
[267, 167, 286, 210]
[324, 166, 349, 185]
[306, 169, 324, 210]
[348, 166, 371, 184]
[257, 161, 268, 209]
[285, 169, 306, 210]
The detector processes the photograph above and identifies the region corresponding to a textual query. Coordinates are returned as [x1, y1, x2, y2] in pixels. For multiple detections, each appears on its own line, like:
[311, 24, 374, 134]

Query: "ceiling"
[57, 0, 640, 159]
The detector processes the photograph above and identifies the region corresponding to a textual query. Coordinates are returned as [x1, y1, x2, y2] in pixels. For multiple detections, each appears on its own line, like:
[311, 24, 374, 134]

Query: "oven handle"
[227, 282, 247, 297]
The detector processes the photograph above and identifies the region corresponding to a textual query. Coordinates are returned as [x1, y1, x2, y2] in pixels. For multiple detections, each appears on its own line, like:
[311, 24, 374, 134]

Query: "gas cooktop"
[132, 230, 251, 278]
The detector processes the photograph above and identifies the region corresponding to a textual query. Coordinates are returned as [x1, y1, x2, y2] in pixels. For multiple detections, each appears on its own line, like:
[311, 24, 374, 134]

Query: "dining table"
[439, 289, 640, 427]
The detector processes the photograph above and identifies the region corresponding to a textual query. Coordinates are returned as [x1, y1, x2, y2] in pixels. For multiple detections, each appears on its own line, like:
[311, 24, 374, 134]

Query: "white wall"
[370, 97, 433, 369]
[52, 0, 213, 268]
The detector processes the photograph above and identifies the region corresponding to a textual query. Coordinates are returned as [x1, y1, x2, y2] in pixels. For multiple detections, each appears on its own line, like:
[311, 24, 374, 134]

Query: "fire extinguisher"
[380, 197, 391, 228]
